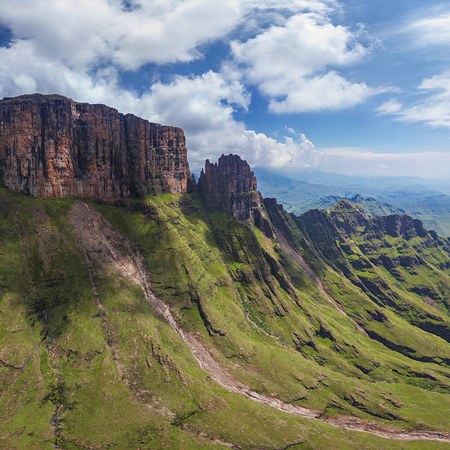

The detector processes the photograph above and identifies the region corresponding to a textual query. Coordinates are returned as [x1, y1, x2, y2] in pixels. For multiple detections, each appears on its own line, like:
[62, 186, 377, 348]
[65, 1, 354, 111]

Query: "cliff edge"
[0, 94, 194, 201]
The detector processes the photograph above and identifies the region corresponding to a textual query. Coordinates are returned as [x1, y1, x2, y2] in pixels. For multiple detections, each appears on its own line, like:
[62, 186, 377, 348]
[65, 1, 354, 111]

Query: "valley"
[1, 95, 450, 449]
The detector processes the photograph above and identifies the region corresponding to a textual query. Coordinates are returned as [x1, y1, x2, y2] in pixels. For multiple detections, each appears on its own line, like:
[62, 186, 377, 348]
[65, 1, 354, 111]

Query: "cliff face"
[198, 154, 261, 219]
[0, 94, 194, 201]
[197, 154, 273, 235]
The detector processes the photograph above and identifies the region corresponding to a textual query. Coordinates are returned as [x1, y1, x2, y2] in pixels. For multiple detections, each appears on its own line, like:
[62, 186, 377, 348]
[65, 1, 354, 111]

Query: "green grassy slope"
[1, 189, 450, 449]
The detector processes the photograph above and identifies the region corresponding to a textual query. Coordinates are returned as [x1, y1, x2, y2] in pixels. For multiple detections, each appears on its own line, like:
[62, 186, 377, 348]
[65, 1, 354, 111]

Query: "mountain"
[0, 94, 194, 200]
[254, 168, 450, 236]
[1, 95, 450, 449]
[287, 194, 405, 218]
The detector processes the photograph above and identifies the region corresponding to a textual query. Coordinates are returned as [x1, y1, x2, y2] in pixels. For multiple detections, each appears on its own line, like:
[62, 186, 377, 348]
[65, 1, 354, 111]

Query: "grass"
[1, 188, 450, 448]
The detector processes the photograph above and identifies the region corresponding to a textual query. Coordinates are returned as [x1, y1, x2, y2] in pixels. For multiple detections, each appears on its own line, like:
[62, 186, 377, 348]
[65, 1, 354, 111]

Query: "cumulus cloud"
[231, 8, 378, 113]
[376, 72, 450, 127]
[0, 0, 341, 71]
[0, 0, 246, 69]
[269, 71, 373, 113]
[136, 72, 319, 170]
[0, 40, 141, 109]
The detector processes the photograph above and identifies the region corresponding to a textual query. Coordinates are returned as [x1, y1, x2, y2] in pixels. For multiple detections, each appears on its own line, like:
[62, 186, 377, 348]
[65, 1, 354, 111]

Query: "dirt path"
[274, 227, 369, 337]
[70, 202, 450, 443]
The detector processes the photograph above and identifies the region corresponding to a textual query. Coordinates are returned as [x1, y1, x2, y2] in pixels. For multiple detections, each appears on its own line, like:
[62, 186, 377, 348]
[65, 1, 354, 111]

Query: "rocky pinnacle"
[0, 94, 194, 201]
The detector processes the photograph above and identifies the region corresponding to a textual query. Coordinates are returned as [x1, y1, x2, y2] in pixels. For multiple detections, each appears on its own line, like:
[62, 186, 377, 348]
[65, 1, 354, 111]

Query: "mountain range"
[254, 168, 450, 237]
[1, 95, 450, 449]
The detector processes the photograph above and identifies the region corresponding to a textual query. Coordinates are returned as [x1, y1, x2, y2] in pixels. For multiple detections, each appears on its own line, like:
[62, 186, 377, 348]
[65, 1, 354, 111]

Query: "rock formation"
[197, 154, 260, 219]
[0, 94, 194, 201]
[198, 154, 273, 235]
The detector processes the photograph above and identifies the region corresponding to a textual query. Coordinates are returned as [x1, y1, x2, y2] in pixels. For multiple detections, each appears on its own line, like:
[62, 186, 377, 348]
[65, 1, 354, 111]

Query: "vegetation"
[1, 189, 450, 448]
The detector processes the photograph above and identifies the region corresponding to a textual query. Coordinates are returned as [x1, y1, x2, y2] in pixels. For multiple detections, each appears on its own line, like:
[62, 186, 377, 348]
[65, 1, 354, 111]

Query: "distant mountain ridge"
[254, 167, 450, 236]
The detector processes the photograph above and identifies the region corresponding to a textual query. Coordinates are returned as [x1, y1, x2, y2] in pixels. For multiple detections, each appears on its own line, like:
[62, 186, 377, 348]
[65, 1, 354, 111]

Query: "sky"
[1, 0, 450, 179]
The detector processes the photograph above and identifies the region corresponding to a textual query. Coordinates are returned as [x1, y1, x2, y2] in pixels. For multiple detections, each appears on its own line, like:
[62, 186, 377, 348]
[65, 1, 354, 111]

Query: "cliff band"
[0, 94, 193, 201]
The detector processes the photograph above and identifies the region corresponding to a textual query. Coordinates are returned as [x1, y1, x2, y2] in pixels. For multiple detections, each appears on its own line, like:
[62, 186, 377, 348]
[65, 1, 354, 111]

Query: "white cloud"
[231, 8, 377, 113]
[232, 12, 366, 84]
[376, 99, 403, 115]
[0, 0, 246, 70]
[269, 71, 374, 113]
[376, 72, 450, 128]
[245, 0, 338, 14]
[403, 9, 450, 48]
[319, 147, 450, 178]
[0, 40, 137, 107]
[0, 0, 341, 71]
[136, 72, 319, 170]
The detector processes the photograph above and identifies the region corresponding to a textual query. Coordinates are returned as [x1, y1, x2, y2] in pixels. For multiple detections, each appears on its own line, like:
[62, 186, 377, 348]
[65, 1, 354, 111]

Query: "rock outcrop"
[371, 214, 429, 240]
[198, 154, 273, 235]
[197, 154, 260, 219]
[0, 94, 194, 201]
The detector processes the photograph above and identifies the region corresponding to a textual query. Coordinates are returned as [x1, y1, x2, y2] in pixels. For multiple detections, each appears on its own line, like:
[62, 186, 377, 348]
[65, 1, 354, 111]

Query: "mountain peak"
[198, 154, 257, 194]
[327, 199, 369, 234]
[198, 154, 273, 235]
[329, 198, 368, 216]
[198, 154, 260, 220]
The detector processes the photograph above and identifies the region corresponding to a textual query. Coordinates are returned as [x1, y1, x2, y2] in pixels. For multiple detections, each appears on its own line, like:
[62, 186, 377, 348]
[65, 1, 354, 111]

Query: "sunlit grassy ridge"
[1, 189, 450, 448]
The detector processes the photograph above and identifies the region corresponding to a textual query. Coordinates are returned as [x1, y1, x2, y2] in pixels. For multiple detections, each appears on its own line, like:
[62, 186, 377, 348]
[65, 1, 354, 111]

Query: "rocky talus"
[0, 94, 194, 201]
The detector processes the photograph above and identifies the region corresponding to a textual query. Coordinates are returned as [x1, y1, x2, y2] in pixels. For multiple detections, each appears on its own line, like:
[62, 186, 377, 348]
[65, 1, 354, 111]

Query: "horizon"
[1, 1, 450, 178]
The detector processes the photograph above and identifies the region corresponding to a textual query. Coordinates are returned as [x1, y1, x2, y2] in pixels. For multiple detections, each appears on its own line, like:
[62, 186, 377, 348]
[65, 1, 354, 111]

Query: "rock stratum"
[0, 94, 193, 201]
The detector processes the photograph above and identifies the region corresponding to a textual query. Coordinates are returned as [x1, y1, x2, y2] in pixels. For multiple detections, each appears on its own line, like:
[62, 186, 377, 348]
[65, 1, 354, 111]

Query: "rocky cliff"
[198, 154, 260, 218]
[0, 94, 194, 201]
[197, 154, 273, 235]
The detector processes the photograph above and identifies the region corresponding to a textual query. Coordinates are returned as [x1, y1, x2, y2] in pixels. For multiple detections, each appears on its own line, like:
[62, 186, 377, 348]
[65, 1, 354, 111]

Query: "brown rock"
[197, 154, 273, 236]
[0, 94, 194, 201]
[198, 153, 257, 195]
[198, 154, 260, 219]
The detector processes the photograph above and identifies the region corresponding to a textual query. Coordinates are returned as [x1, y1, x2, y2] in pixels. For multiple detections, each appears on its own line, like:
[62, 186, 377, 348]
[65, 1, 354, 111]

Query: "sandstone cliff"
[198, 154, 273, 235]
[0, 94, 194, 201]
[197, 154, 260, 218]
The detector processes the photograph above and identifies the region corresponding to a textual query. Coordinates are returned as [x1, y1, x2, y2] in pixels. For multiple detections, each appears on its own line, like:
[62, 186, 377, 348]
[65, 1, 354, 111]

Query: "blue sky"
[1, 0, 450, 178]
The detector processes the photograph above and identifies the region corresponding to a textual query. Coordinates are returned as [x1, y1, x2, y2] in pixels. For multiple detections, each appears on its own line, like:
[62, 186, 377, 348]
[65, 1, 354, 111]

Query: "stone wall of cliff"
[197, 154, 273, 235]
[197, 154, 260, 219]
[0, 94, 194, 201]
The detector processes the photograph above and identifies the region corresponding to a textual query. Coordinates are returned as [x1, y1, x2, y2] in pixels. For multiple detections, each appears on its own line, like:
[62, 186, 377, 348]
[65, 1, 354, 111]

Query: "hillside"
[2, 189, 450, 448]
[1, 95, 450, 449]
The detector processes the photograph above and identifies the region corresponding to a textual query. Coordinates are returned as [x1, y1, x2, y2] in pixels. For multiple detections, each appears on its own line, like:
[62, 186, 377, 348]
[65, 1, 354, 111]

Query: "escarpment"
[197, 153, 260, 219]
[0, 94, 194, 201]
[197, 153, 273, 235]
